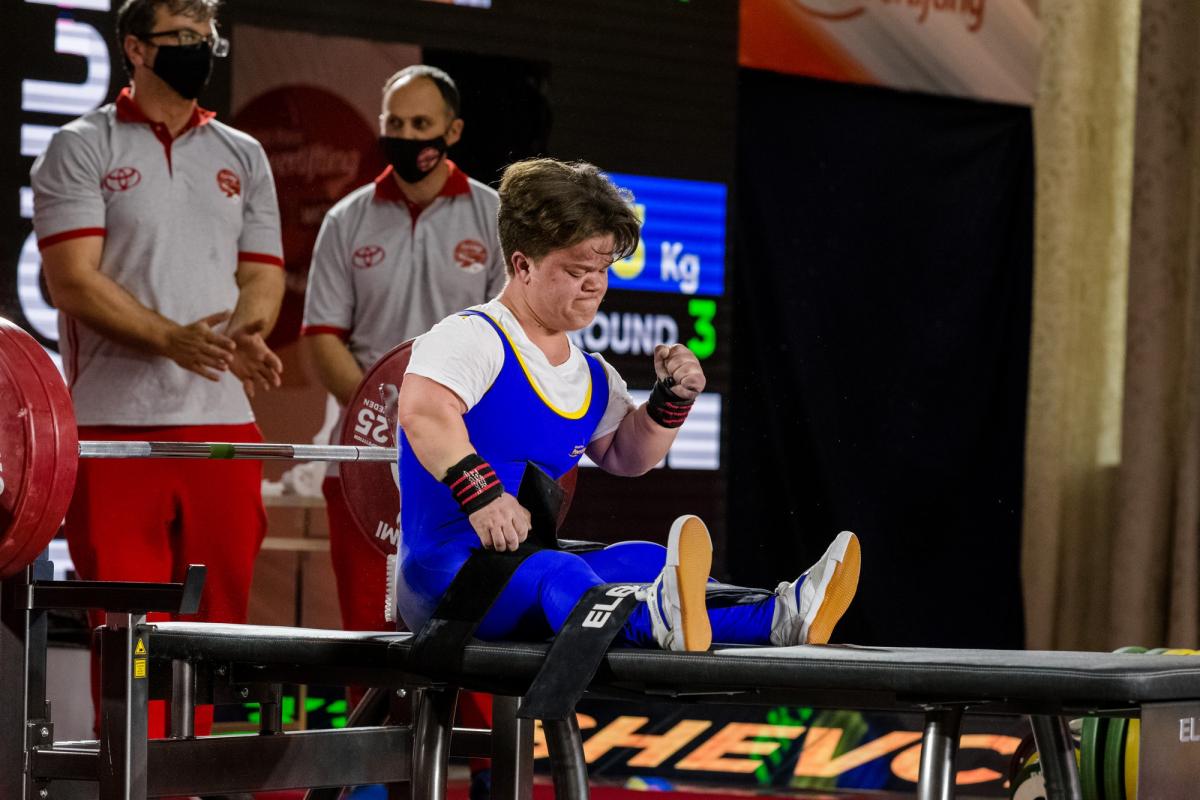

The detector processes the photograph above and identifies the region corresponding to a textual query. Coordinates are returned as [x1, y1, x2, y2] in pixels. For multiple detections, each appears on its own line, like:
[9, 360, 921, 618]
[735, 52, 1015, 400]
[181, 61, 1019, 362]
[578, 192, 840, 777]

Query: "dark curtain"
[729, 70, 1032, 648]
[421, 49, 552, 188]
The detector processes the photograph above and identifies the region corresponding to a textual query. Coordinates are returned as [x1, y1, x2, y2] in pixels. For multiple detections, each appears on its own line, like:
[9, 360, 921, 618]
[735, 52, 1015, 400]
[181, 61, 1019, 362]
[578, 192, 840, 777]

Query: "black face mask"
[379, 135, 448, 184]
[151, 42, 213, 101]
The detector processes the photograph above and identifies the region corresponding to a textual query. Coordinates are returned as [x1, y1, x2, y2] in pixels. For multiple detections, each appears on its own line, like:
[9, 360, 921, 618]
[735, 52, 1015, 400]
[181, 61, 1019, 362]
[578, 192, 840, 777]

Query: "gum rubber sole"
[806, 533, 860, 645]
[673, 516, 713, 652]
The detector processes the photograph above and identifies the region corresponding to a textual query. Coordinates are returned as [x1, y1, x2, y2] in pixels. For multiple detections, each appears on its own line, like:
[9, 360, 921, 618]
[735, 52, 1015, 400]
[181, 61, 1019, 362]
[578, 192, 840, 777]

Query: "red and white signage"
[740, 0, 1040, 106]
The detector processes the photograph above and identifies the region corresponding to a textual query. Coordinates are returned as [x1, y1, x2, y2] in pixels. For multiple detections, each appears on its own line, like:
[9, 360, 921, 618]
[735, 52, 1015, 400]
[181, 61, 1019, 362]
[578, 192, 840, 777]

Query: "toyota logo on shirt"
[102, 167, 142, 192]
[353, 245, 386, 269]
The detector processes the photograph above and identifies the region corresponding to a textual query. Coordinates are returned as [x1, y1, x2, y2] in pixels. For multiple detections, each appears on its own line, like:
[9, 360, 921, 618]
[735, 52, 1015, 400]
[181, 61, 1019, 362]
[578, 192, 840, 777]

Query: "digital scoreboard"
[569, 172, 728, 473]
[562, 172, 730, 550]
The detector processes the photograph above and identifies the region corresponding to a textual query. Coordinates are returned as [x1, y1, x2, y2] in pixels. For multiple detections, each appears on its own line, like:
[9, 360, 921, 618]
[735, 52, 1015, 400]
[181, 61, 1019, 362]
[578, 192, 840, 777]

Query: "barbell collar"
[77, 441, 398, 462]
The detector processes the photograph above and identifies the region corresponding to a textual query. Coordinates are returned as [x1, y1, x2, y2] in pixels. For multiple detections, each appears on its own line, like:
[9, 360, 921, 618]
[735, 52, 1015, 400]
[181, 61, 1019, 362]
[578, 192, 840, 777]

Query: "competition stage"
[3, 317, 1200, 800]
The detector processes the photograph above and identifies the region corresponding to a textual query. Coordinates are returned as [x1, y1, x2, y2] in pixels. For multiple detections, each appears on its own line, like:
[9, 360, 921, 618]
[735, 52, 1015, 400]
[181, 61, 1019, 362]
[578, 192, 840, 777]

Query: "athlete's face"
[516, 235, 613, 332]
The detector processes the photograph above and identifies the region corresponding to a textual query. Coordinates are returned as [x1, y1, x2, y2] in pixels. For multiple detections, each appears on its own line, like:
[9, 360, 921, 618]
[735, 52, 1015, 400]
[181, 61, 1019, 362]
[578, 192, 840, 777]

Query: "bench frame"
[4, 555, 1180, 800]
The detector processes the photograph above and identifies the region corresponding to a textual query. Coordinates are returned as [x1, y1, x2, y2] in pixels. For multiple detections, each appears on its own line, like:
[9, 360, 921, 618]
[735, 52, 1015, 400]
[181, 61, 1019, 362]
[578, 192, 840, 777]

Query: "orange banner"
[740, 0, 1040, 105]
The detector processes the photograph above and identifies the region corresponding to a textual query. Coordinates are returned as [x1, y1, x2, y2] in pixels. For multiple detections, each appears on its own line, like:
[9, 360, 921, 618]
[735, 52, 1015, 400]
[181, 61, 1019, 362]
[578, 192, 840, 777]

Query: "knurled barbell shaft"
[77, 441, 397, 462]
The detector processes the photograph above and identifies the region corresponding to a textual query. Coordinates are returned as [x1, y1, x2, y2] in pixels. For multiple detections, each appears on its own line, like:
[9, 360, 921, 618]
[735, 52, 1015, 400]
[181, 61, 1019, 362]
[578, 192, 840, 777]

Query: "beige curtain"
[1023, 0, 1141, 650]
[1110, 0, 1200, 648]
[1024, 0, 1200, 650]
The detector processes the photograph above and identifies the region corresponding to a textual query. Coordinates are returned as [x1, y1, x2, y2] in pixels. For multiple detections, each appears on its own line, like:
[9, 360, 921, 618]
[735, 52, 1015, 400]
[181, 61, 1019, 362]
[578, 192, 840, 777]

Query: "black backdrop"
[729, 70, 1033, 648]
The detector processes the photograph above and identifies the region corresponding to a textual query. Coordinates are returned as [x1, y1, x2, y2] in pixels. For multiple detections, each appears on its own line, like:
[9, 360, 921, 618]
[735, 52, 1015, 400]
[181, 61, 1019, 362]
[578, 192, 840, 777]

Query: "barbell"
[0, 317, 396, 578]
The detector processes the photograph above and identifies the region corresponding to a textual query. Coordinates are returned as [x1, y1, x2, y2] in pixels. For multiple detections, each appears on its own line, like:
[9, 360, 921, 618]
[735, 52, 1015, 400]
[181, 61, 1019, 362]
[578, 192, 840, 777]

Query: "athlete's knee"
[585, 540, 666, 582]
[533, 549, 598, 588]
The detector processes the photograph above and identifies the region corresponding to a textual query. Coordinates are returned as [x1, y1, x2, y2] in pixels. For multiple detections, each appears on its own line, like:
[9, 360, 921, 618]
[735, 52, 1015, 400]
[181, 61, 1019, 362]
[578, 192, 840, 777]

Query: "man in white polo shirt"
[301, 64, 503, 788]
[30, 0, 284, 737]
[303, 65, 505, 631]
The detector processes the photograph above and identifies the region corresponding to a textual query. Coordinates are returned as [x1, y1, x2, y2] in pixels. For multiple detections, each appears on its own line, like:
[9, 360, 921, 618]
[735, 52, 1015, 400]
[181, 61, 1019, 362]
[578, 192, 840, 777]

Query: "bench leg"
[544, 716, 589, 800]
[169, 659, 195, 739]
[98, 613, 149, 800]
[491, 696, 534, 800]
[1030, 715, 1083, 800]
[1, 565, 51, 800]
[412, 688, 458, 800]
[917, 706, 962, 800]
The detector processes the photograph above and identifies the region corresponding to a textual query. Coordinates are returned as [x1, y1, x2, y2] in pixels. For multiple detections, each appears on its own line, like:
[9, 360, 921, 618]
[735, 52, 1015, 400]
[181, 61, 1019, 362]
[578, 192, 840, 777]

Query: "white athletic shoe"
[636, 515, 713, 652]
[770, 531, 861, 646]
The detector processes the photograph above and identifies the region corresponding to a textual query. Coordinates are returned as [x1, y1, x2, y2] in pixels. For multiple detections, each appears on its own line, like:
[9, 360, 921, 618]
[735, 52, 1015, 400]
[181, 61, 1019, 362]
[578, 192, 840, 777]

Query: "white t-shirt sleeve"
[589, 353, 637, 442]
[406, 314, 504, 409]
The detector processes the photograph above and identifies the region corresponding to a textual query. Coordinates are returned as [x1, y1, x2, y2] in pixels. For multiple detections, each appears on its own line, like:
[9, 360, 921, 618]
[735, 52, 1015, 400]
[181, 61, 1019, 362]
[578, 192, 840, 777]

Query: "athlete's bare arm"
[587, 343, 705, 476]
[397, 373, 532, 551]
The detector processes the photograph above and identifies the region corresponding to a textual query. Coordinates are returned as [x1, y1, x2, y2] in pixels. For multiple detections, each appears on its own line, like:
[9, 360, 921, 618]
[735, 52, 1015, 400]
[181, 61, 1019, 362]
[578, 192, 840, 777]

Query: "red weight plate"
[0, 324, 32, 575]
[556, 467, 577, 531]
[339, 340, 412, 558]
[0, 318, 78, 578]
[339, 339, 578, 556]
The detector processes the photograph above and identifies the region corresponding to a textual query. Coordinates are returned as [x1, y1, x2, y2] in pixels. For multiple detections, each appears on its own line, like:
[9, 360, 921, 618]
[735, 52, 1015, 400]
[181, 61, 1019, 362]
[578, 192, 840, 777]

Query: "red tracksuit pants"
[67, 423, 267, 738]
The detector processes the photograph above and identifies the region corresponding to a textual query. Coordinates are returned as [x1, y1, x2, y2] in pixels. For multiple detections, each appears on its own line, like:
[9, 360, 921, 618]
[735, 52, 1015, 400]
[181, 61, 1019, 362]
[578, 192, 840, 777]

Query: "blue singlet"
[394, 309, 775, 645]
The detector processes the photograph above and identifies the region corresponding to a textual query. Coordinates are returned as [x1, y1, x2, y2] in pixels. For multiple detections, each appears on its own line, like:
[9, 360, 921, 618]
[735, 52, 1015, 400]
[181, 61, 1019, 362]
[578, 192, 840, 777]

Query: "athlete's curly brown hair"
[497, 159, 641, 276]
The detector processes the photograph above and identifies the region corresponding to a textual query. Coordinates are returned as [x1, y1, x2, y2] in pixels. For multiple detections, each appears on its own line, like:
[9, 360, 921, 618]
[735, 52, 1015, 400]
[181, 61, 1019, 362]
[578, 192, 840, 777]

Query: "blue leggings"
[397, 539, 776, 646]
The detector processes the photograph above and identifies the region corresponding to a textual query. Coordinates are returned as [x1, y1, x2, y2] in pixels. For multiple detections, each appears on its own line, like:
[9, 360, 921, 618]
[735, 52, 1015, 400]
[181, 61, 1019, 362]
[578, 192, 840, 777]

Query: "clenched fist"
[652, 343, 705, 401]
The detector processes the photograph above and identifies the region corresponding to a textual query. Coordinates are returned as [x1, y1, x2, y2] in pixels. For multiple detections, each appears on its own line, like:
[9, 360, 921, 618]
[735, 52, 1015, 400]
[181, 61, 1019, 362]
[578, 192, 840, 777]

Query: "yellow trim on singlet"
[472, 310, 593, 420]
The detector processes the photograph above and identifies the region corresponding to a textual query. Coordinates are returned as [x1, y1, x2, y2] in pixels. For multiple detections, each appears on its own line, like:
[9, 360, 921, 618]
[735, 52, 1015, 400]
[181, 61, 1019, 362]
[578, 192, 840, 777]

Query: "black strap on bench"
[518, 581, 642, 720]
[409, 462, 647, 721]
[408, 464, 564, 676]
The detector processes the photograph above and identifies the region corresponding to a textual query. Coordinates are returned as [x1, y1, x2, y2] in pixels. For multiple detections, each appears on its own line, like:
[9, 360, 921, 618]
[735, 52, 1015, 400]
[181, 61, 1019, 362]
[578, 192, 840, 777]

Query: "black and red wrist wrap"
[646, 378, 694, 429]
[442, 453, 504, 514]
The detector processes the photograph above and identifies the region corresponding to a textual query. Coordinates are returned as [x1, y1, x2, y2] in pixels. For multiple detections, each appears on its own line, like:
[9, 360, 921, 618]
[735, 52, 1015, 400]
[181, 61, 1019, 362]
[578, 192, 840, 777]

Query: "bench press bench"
[146, 621, 1200, 800]
[13, 595, 1200, 800]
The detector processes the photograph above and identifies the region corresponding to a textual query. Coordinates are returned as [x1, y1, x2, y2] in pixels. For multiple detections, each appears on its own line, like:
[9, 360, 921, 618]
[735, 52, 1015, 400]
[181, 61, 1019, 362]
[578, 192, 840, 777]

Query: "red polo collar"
[115, 86, 216, 137]
[373, 160, 471, 206]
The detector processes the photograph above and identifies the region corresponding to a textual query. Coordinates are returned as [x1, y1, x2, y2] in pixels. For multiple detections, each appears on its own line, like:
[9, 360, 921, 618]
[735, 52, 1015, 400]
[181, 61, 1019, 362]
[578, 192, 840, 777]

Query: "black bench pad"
[148, 622, 1200, 714]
